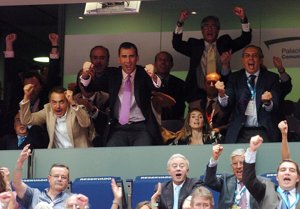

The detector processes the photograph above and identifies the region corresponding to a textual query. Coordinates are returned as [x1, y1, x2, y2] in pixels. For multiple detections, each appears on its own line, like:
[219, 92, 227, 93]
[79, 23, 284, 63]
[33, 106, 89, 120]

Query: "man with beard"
[12, 144, 71, 209]
[19, 85, 92, 148]
[172, 6, 251, 109]
[204, 144, 264, 209]
[153, 154, 204, 209]
[215, 45, 281, 143]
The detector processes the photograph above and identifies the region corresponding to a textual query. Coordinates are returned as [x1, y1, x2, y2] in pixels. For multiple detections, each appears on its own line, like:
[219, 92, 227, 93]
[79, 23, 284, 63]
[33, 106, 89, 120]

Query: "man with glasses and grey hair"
[152, 154, 204, 209]
[204, 144, 265, 209]
[12, 144, 71, 209]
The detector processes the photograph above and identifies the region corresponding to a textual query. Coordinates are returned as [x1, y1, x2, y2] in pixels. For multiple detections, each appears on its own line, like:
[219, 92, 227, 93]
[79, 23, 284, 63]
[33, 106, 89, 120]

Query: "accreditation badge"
[231, 205, 241, 209]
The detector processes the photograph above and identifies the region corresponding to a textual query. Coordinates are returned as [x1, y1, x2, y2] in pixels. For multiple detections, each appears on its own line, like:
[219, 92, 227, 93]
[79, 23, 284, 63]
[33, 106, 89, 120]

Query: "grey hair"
[191, 186, 214, 208]
[167, 153, 190, 169]
[230, 148, 245, 163]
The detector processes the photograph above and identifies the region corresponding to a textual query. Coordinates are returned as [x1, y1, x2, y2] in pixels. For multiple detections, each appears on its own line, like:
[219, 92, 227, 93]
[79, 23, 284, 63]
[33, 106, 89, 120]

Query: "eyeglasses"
[65, 205, 89, 209]
[50, 174, 68, 181]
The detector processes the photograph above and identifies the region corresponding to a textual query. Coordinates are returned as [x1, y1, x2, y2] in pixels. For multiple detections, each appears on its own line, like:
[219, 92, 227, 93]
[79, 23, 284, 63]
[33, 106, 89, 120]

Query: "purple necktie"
[239, 182, 247, 209]
[119, 74, 132, 125]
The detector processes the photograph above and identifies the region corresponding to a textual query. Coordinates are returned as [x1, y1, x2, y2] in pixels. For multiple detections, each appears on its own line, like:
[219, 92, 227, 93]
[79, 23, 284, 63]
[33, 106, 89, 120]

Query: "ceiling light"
[33, 57, 49, 63]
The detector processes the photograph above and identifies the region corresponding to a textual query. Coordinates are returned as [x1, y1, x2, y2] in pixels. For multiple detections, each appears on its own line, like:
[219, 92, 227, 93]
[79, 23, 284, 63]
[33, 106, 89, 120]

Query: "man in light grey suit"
[243, 135, 300, 209]
[204, 144, 262, 209]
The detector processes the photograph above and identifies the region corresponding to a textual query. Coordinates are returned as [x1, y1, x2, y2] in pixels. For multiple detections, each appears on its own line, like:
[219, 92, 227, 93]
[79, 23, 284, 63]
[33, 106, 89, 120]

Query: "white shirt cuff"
[242, 23, 250, 32]
[208, 157, 218, 167]
[153, 76, 161, 88]
[80, 75, 92, 87]
[263, 100, 273, 112]
[245, 148, 256, 163]
[175, 26, 183, 34]
[49, 53, 59, 59]
[4, 51, 14, 58]
[20, 99, 30, 105]
[218, 94, 229, 107]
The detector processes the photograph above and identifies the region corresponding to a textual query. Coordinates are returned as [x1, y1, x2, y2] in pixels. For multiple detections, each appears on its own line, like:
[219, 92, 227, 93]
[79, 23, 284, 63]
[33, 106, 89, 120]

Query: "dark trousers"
[236, 127, 270, 143]
[106, 121, 153, 146]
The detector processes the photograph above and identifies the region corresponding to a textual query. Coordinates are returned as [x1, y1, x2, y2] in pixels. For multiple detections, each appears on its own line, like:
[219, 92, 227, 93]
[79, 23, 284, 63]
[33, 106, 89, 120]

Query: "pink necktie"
[119, 74, 132, 125]
[239, 182, 247, 209]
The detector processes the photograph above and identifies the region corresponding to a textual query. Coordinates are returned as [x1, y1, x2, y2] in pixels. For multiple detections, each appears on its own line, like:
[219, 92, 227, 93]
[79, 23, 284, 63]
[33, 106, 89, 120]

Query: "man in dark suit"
[81, 42, 162, 146]
[154, 154, 204, 209]
[172, 6, 252, 108]
[243, 135, 300, 209]
[216, 45, 281, 143]
[204, 144, 262, 209]
[154, 51, 186, 120]
[0, 112, 48, 150]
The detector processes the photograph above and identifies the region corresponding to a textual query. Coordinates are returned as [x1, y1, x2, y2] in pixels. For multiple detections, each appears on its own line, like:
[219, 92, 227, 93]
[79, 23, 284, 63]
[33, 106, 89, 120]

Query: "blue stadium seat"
[200, 174, 221, 209]
[22, 178, 49, 191]
[132, 175, 172, 209]
[72, 176, 124, 209]
[261, 172, 278, 185]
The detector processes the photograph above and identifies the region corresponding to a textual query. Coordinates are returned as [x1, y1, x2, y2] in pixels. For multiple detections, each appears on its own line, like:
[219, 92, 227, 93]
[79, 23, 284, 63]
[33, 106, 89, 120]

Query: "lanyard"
[234, 185, 247, 205]
[246, 78, 256, 100]
[277, 187, 300, 209]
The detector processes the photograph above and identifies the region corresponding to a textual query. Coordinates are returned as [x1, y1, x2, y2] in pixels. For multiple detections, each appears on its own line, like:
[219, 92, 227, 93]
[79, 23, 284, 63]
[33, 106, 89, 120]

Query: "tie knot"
[284, 190, 290, 195]
[239, 181, 244, 187]
[249, 74, 256, 81]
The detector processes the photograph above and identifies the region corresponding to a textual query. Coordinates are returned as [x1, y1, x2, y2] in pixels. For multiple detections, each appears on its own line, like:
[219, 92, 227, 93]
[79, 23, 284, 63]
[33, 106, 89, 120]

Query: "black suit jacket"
[222, 68, 281, 143]
[172, 31, 252, 102]
[158, 177, 204, 209]
[85, 65, 162, 145]
[0, 125, 49, 150]
[204, 164, 260, 209]
[156, 74, 186, 120]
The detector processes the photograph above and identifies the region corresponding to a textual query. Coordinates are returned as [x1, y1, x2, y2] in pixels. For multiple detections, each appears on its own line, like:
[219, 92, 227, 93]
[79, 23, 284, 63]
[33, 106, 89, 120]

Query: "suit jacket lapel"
[66, 107, 74, 146]
[228, 177, 237, 201]
[165, 183, 174, 209]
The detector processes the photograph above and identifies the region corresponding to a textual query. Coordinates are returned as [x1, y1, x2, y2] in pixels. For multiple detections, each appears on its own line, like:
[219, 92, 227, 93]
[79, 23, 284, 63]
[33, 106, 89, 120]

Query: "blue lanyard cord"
[277, 187, 299, 209]
[246, 79, 256, 100]
[234, 185, 247, 205]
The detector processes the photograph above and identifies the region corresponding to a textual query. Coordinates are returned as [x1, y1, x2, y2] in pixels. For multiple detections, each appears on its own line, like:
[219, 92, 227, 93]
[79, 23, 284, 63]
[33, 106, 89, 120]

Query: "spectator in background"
[74, 69, 109, 147]
[169, 108, 220, 145]
[19, 85, 93, 148]
[0, 112, 48, 150]
[12, 144, 71, 209]
[153, 51, 186, 120]
[216, 45, 281, 143]
[0, 167, 20, 209]
[64, 194, 89, 209]
[200, 72, 231, 139]
[190, 186, 215, 209]
[172, 6, 251, 109]
[2, 33, 61, 136]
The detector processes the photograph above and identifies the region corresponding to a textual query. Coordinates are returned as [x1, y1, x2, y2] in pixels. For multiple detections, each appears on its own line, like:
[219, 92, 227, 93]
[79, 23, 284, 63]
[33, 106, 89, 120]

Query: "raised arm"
[110, 178, 122, 209]
[12, 144, 31, 199]
[278, 120, 290, 160]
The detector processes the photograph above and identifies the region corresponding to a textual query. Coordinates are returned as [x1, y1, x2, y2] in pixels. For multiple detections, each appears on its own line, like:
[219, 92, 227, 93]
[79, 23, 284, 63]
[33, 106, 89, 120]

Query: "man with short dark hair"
[243, 135, 300, 209]
[153, 51, 186, 120]
[81, 42, 162, 146]
[12, 144, 71, 209]
[172, 7, 252, 108]
[19, 85, 92, 148]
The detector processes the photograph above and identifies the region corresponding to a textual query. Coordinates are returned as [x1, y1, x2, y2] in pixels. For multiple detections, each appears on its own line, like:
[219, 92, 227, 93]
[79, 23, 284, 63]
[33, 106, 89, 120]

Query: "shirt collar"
[245, 70, 260, 78]
[122, 69, 136, 80]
